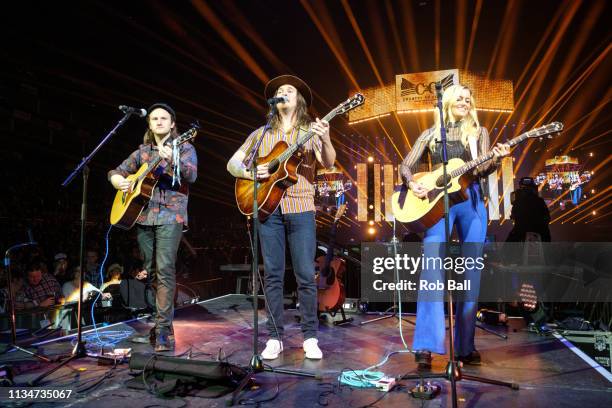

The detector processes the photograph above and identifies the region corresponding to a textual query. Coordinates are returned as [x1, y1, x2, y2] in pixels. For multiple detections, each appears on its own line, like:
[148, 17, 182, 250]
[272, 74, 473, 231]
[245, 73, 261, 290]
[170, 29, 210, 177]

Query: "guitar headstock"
[333, 204, 347, 223]
[175, 123, 200, 146]
[525, 122, 563, 139]
[335, 93, 365, 116]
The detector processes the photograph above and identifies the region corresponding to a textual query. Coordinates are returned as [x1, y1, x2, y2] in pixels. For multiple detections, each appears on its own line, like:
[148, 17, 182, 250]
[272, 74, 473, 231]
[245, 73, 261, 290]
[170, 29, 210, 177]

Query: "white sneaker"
[303, 338, 323, 360]
[261, 339, 283, 360]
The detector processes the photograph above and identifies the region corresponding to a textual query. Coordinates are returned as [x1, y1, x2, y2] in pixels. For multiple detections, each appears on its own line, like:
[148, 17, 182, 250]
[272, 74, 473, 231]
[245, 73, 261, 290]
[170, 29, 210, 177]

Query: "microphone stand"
[231, 101, 315, 406]
[30, 111, 136, 385]
[401, 83, 517, 406]
[1, 242, 51, 362]
[360, 218, 416, 327]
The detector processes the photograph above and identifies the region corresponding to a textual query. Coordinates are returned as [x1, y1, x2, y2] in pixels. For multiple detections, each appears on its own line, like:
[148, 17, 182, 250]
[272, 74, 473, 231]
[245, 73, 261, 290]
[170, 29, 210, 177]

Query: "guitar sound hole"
[268, 161, 279, 174]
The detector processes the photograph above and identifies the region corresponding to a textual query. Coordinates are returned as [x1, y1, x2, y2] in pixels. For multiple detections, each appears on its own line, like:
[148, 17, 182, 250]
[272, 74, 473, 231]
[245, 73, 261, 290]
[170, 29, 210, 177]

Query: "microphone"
[267, 96, 288, 105]
[119, 105, 147, 117]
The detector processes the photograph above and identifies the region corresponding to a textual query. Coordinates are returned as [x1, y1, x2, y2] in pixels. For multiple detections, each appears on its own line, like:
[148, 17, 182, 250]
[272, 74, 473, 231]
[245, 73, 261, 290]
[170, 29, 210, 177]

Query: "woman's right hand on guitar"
[409, 181, 429, 199]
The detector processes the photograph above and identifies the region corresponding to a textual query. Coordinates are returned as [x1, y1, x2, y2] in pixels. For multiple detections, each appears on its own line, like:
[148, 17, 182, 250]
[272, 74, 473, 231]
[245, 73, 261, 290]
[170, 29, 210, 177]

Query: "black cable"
[76, 360, 119, 394]
[176, 282, 199, 300]
[317, 382, 341, 406]
[354, 386, 397, 408]
[237, 363, 280, 405]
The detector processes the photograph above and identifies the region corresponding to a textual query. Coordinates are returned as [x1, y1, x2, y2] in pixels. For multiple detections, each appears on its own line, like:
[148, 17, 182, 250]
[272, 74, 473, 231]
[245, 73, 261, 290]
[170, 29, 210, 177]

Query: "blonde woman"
[400, 84, 510, 369]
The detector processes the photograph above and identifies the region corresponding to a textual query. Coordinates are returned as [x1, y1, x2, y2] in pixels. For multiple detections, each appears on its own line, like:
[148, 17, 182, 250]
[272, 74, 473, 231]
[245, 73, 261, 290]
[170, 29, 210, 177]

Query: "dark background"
[1, 1, 610, 279]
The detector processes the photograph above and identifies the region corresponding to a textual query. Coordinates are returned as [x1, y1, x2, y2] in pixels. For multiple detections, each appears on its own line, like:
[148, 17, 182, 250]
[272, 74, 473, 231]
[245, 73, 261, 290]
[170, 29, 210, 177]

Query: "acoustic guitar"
[391, 122, 563, 231]
[234, 94, 364, 221]
[109, 126, 199, 230]
[315, 204, 347, 313]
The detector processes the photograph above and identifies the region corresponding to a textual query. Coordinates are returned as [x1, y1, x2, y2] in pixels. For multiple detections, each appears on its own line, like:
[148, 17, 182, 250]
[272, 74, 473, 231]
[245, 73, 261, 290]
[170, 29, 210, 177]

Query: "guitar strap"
[468, 135, 478, 161]
[468, 134, 483, 207]
[243, 128, 266, 167]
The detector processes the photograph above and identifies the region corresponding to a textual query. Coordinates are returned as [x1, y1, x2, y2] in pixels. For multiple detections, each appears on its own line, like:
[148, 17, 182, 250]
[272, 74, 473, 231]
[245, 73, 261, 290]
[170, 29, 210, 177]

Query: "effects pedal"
[410, 381, 441, 399]
[372, 376, 396, 392]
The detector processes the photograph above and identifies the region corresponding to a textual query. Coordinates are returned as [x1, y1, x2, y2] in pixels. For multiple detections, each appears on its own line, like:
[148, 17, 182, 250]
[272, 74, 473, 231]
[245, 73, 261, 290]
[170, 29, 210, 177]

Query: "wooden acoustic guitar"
[315, 204, 347, 313]
[234, 94, 364, 221]
[391, 122, 563, 231]
[109, 126, 199, 230]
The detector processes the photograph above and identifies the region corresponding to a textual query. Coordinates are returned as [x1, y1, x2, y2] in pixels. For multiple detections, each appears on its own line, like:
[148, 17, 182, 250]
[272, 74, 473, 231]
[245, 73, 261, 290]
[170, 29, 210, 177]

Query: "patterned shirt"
[239, 126, 324, 214]
[24, 273, 62, 303]
[108, 139, 198, 226]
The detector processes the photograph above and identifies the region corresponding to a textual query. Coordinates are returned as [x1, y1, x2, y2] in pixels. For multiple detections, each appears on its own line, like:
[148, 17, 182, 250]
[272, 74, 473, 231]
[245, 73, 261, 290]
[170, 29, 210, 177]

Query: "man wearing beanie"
[108, 103, 198, 351]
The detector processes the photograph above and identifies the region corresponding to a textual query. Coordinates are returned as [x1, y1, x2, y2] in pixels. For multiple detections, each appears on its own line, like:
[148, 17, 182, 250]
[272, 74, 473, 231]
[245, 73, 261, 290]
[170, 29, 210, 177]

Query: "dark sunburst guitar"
[109, 126, 199, 230]
[234, 94, 365, 221]
[391, 122, 563, 231]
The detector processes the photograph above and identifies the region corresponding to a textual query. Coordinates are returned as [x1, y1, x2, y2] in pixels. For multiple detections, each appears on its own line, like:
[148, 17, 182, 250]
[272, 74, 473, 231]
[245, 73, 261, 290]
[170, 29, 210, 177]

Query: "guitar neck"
[449, 132, 528, 178]
[139, 156, 163, 181]
[135, 128, 197, 182]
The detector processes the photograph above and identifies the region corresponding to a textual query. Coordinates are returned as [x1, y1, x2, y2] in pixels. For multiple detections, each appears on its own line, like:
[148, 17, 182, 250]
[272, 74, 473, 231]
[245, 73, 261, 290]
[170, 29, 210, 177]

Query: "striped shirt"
[239, 126, 323, 214]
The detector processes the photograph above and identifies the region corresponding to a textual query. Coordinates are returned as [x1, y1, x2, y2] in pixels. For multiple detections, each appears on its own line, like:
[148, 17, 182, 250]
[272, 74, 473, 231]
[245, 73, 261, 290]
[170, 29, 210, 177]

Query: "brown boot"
[415, 351, 432, 370]
[154, 328, 174, 352]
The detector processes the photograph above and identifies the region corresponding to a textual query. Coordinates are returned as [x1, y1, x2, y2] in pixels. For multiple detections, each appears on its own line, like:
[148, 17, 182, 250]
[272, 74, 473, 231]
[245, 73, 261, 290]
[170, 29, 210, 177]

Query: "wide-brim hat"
[264, 75, 312, 107]
[147, 102, 176, 120]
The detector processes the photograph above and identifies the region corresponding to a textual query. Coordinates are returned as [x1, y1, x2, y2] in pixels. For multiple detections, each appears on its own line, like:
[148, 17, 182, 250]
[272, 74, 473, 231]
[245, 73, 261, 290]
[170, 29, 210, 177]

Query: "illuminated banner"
[396, 69, 459, 112]
[348, 69, 514, 123]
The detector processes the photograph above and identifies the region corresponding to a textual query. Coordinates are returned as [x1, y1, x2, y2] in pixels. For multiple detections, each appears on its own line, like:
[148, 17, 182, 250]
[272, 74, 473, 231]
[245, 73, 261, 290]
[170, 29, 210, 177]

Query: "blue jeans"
[258, 209, 318, 340]
[136, 223, 183, 331]
[412, 183, 487, 356]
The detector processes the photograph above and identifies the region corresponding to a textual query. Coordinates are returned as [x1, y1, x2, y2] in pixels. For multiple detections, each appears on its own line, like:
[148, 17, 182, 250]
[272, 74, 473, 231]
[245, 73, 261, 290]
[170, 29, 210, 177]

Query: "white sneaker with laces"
[261, 339, 283, 360]
[303, 338, 323, 360]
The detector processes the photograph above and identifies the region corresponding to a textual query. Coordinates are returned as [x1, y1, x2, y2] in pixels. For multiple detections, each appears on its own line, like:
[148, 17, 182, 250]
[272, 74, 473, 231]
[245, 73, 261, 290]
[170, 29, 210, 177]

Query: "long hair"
[143, 124, 179, 144]
[268, 92, 311, 132]
[429, 84, 481, 151]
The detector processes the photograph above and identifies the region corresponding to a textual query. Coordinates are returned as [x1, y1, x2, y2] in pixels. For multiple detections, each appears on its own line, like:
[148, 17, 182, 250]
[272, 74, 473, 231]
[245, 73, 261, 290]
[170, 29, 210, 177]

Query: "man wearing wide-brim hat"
[227, 75, 336, 360]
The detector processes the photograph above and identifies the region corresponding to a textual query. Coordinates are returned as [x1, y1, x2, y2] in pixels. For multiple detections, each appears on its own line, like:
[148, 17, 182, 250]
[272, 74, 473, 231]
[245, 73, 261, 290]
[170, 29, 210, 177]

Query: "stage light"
[368, 156, 374, 163]
[368, 227, 376, 235]
[368, 220, 374, 226]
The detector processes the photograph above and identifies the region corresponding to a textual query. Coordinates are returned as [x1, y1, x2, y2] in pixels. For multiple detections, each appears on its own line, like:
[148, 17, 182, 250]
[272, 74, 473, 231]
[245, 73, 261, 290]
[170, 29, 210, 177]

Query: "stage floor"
[1, 294, 611, 407]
